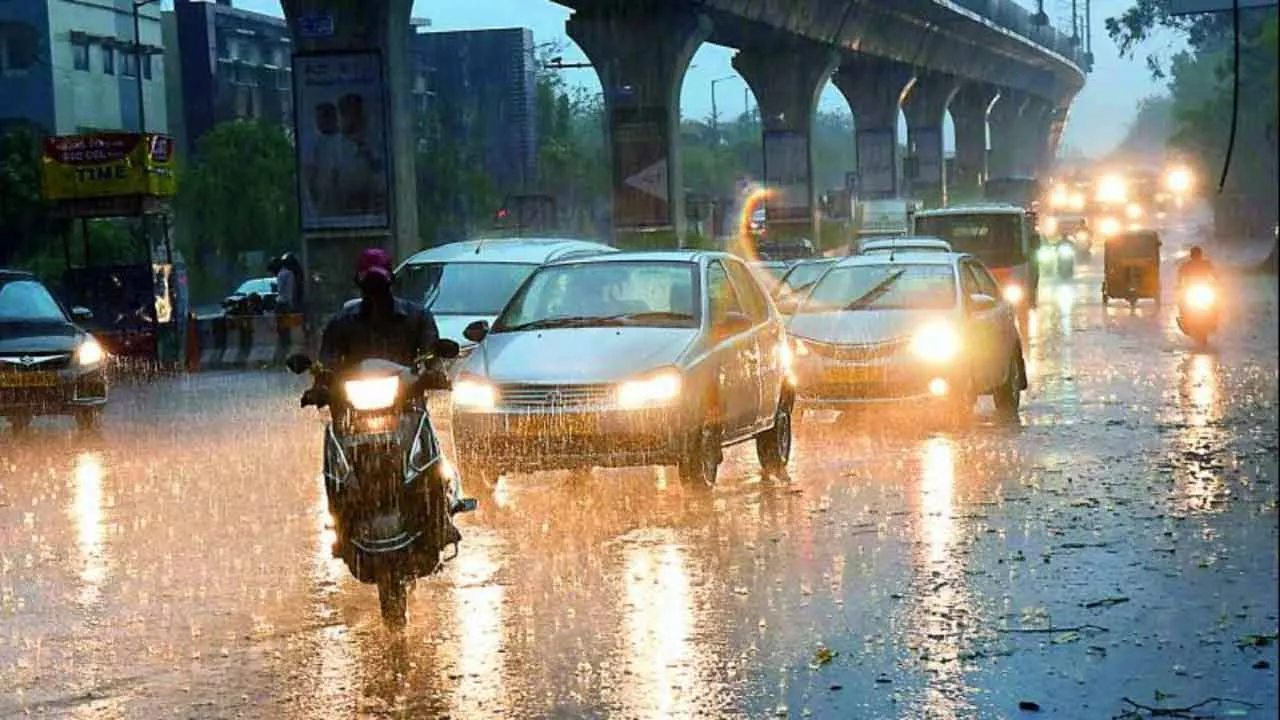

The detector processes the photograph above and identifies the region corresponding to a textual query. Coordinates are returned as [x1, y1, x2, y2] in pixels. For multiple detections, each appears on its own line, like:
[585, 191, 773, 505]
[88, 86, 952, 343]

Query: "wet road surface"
[2, 249, 1277, 719]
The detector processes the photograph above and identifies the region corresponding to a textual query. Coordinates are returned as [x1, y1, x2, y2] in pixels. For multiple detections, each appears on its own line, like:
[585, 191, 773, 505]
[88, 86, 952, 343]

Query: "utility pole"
[133, 0, 160, 133]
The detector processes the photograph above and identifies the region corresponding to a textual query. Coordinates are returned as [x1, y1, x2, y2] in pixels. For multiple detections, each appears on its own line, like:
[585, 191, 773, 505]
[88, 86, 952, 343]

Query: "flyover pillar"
[281, 0, 418, 315]
[949, 84, 999, 202]
[833, 57, 915, 201]
[989, 90, 1055, 181]
[732, 44, 838, 248]
[567, 5, 710, 249]
[901, 72, 959, 208]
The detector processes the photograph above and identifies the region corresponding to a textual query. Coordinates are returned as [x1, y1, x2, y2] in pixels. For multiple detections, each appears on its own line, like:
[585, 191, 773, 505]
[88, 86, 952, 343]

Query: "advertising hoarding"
[41, 133, 176, 201]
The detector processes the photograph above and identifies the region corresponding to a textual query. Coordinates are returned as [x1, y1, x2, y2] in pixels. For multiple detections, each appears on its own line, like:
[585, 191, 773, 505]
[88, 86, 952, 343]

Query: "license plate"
[825, 365, 877, 384]
[506, 412, 596, 437]
[0, 371, 59, 388]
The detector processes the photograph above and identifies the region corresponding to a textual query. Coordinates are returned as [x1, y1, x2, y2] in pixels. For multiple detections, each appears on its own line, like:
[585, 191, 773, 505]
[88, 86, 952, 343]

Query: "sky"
[227, 0, 1171, 159]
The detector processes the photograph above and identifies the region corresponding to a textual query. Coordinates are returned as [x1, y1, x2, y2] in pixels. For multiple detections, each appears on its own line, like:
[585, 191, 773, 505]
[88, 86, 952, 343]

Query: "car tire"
[993, 350, 1024, 419]
[678, 414, 722, 488]
[75, 408, 102, 433]
[756, 387, 794, 479]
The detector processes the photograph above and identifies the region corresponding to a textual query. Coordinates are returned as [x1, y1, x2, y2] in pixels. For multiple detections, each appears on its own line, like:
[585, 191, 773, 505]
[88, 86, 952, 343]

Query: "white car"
[395, 237, 615, 364]
[451, 251, 794, 489]
[787, 251, 1026, 420]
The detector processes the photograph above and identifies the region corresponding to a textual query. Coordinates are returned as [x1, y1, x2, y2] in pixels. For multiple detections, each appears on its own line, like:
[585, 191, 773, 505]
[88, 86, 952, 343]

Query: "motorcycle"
[286, 339, 475, 626]
[1176, 280, 1219, 345]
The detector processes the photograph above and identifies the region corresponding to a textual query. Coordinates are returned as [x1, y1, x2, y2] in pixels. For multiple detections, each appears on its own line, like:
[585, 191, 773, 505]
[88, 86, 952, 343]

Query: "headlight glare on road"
[453, 377, 496, 410]
[1057, 243, 1074, 259]
[344, 376, 400, 411]
[911, 322, 960, 363]
[76, 338, 105, 366]
[1184, 284, 1216, 311]
[617, 369, 681, 409]
[1003, 283, 1026, 305]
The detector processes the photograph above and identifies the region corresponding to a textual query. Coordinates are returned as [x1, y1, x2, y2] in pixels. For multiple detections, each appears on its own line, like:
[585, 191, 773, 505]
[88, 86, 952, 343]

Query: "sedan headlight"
[76, 338, 106, 366]
[1057, 243, 1074, 258]
[617, 369, 682, 409]
[343, 376, 400, 411]
[911, 322, 961, 363]
[453, 377, 496, 410]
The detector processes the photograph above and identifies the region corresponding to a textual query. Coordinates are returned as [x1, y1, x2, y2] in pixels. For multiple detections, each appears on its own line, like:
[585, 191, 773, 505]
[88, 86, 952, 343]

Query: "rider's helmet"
[1189, 246, 1203, 260]
[355, 248, 394, 289]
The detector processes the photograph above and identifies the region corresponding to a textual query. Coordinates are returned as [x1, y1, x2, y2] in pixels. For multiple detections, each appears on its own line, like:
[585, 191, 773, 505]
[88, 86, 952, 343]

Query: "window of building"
[142, 51, 152, 80]
[1, 22, 39, 75]
[72, 36, 90, 71]
[122, 50, 138, 77]
[216, 34, 229, 60]
[101, 45, 114, 75]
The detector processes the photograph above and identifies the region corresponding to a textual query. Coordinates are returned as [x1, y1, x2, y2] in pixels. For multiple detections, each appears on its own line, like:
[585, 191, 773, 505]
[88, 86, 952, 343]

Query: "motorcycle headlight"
[1003, 283, 1026, 305]
[1099, 217, 1121, 237]
[617, 369, 682, 409]
[1185, 284, 1216, 310]
[911, 322, 961, 363]
[76, 338, 106, 366]
[1058, 244, 1074, 258]
[343, 376, 400, 411]
[1038, 246, 1055, 262]
[453, 377, 496, 410]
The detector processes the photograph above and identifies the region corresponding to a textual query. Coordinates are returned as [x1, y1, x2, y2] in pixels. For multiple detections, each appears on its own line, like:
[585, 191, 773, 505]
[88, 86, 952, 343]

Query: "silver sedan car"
[787, 251, 1026, 421]
[451, 251, 795, 488]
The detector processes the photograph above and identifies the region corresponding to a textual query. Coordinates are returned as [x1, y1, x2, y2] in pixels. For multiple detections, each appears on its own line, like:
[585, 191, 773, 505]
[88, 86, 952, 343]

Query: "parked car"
[450, 250, 794, 489]
[786, 251, 1025, 421]
[222, 277, 278, 316]
[773, 258, 838, 314]
[0, 270, 108, 432]
[396, 237, 615, 365]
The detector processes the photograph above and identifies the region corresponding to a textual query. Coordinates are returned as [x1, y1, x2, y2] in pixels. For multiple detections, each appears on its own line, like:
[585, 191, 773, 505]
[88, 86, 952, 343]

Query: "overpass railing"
[949, 0, 1087, 69]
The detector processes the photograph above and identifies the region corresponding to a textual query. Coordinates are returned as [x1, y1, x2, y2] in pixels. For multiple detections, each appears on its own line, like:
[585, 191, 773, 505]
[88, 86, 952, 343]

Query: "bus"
[912, 204, 1039, 308]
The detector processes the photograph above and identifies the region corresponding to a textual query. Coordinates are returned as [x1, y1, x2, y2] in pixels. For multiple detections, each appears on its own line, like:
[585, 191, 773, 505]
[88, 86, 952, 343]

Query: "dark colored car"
[222, 277, 278, 316]
[0, 270, 109, 432]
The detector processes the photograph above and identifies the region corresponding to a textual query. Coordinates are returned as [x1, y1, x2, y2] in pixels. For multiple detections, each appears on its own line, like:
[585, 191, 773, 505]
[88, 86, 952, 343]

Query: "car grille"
[802, 338, 906, 363]
[0, 353, 73, 371]
[497, 383, 615, 410]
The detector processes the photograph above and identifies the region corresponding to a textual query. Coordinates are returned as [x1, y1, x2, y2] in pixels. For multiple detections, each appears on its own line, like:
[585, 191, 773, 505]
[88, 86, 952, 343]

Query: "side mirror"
[968, 293, 998, 312]
[463, 320, 490, 343]
[285, 353, 313, 374]
[435, 338, 461, 359]
[71, 306, 93, 322]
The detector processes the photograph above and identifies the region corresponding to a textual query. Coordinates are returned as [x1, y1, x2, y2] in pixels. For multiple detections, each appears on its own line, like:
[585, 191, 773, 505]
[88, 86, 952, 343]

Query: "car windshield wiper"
[613, 311, 696, 324]
[498, 315, 629, 332]
[844, 270, 906, 311]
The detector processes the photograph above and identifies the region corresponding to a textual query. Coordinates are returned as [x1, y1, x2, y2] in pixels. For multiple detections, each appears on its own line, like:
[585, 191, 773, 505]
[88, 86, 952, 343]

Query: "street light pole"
[133, 0, 160, 134]
[710, 75, 735, 197]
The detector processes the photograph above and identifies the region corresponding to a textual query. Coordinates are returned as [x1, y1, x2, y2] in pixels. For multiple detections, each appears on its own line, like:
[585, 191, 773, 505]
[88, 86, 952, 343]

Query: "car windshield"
[494, 261, 697, 332]
[778, 262, 832, 296]
[799, 263, 957, 313]
[0, 279, 67, 322]
[235, 278, 275, 295]
[914, 214, 1026, 266]
[398, 262, 538, 315]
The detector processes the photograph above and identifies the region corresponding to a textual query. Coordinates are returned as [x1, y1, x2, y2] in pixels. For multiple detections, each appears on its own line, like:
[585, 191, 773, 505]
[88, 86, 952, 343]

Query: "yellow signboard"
[41, 133, 176, 201]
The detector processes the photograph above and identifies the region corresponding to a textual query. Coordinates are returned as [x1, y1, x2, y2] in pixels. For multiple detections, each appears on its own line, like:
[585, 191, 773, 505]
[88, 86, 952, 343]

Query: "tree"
[172, 120, 299, 300]
[0, 123, 60, 267]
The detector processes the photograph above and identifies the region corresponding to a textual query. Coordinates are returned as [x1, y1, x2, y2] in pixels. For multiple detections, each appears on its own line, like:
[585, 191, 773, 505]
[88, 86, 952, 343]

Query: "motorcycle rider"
[306, 247, 460, 543]
[1177, 246, 1217, 289]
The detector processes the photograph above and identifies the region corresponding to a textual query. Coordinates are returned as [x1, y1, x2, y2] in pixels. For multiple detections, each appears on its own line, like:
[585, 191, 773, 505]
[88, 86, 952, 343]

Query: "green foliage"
[172, 120, 299, 299]
[0, 124, 62, 268]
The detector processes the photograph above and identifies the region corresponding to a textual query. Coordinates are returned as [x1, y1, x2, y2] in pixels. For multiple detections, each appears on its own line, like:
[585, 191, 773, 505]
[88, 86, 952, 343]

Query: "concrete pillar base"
[567, 6, 710, 249]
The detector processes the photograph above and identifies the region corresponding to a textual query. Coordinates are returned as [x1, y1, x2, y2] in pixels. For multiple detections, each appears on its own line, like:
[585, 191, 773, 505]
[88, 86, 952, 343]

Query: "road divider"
[190, 314, 309, 371]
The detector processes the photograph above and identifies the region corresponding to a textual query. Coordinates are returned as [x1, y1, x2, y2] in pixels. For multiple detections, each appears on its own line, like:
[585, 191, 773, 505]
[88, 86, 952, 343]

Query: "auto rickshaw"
[1102, 229, 1161, 307]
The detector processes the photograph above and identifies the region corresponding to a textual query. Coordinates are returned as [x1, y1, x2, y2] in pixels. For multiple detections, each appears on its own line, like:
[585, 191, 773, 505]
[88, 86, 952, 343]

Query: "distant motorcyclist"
[1177, 246, 1217, 289]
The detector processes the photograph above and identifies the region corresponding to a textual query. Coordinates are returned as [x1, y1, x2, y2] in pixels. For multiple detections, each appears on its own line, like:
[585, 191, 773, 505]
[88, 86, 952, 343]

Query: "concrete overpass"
[279, 0, 1089, 304]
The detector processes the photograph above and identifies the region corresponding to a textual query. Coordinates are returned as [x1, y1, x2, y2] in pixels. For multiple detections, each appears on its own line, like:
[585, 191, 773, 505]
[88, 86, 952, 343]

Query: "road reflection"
[71, 452, 108, 610]
[1168, 352, 1230, 515]
[448, 535, 507, 716]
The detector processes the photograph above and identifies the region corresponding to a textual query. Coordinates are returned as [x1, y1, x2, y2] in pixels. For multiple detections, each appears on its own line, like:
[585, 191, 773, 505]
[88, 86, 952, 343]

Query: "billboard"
[41, 133, 176, 201]
[294, 51, 391, 231]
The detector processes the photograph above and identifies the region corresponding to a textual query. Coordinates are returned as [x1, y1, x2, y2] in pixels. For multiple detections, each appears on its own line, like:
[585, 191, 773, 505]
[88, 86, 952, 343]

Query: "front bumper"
[0, 366, 108, 415]
[795, 358, 961, 407]
[452, 406, 688, 472]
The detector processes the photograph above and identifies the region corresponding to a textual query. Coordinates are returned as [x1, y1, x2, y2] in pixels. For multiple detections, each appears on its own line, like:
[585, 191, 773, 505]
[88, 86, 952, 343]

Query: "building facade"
[167, 0, 292, 157]
[410, 28, 538, 198]
[0, 0, 166, 134]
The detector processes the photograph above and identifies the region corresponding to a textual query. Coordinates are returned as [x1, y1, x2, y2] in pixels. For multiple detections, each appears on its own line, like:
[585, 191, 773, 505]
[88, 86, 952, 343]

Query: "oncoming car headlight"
[453, 377, 496, 410]
[76, 338, 106, 366]
[343, 376, 400, 411]
[617, 369, 682, 409]
[911, 322, 960, 363]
